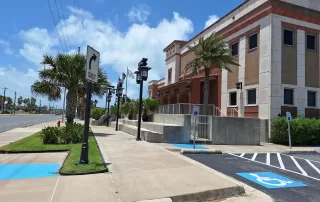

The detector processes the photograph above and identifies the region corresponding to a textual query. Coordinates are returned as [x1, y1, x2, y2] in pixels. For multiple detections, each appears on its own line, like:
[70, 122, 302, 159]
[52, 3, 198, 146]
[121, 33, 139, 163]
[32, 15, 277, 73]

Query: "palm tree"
[17, 96, 23, 108]
[31, 53, 108, 123]
[184, 33, 239, 115]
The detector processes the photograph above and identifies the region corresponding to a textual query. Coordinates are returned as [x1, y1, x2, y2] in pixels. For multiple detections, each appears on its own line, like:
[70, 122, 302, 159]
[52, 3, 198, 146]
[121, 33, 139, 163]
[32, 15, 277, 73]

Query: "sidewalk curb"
[59, 134, 109, 176]
[0, 149, 69, 154]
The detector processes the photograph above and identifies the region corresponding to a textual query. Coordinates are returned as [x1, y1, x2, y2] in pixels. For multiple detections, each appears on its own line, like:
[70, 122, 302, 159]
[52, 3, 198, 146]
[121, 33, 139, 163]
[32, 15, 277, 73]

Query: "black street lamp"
[135, 58, 151, 141]
[115, 83, 123, 131]
[105, 85, 114, 127]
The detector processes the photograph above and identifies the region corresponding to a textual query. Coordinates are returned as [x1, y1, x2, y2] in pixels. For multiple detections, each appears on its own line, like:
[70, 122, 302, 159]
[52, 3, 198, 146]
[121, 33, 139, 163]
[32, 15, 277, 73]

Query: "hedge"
[271, 117, 320, 146]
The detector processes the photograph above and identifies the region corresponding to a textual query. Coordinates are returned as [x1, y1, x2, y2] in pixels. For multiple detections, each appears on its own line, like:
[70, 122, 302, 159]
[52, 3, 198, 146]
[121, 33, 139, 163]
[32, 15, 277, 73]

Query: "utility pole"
[13, 91, 16, 114]
[2, 87, 8, 113]
[62, 88, 66, 122]
[39, 100, 41, 114]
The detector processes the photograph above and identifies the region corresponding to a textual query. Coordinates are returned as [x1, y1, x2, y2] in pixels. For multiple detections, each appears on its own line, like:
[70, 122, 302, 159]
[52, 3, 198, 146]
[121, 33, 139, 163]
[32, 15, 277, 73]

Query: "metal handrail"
[215, 107, 225, 116]
[231, 108, 243, 117]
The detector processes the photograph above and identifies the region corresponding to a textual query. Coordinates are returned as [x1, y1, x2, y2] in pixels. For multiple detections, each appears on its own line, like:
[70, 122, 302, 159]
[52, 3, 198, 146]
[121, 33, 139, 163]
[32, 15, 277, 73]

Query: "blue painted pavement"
[171, 144, 208, 150]
[236, 172, 307, 189]
[0, 164, 60, 180]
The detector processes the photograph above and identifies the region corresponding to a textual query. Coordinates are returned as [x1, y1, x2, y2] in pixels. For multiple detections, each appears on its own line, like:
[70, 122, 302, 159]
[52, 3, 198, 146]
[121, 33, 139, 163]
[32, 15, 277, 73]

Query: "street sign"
[286, 111, 292, 148]
[286, 111, 291, 121]
[192, 105, 199, 116]
[86, 46, 100, 83]
[236, 172, 307, 189]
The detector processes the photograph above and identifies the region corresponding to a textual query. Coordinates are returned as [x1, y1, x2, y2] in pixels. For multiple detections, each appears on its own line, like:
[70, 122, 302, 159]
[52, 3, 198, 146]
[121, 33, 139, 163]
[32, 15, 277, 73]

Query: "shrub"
[42, 126, 61, 144]
[60, 123, 83, 144]
[41, 123, 84, 145]
[271, 117, 320, 146]
[1, 110, 10, 114]
[91, 108, 106, 120]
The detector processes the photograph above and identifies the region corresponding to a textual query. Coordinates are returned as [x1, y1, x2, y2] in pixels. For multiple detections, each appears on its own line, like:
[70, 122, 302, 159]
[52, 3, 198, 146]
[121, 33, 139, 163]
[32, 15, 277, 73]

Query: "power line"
[48, 0, 65, 52]
[54, 0, 69, 50]
[59, 0, 71, 46]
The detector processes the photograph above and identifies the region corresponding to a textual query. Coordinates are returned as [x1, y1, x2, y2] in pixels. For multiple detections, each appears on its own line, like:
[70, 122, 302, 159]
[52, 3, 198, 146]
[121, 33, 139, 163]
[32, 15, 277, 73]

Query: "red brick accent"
[228, 26, 261, 44]
[244, 106, 259, 118]
[281, 106, 297, 117]
[305, 108, 320, 118]
[282, 22, 320, 33]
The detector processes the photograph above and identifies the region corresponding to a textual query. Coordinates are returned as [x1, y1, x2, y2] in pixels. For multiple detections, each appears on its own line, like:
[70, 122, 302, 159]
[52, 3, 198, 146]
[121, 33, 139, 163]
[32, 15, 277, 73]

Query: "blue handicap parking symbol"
[236, 172, 307, 189]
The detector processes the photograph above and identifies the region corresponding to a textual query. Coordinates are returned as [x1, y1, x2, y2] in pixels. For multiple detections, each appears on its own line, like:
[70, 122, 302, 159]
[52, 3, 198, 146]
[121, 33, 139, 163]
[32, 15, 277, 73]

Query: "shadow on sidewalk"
[94, 133, 116, 137]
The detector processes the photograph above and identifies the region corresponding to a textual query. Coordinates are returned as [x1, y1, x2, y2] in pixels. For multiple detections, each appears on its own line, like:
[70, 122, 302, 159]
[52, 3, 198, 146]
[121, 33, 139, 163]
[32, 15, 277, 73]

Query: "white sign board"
[192, 105, 199, 116]
[86, 46, 100, 83]
[286, 111, 291, 121]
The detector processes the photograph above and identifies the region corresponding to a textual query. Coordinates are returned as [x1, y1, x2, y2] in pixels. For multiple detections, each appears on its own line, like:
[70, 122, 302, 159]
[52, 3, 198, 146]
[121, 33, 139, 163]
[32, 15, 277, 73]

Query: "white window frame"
[248, 32, 258, 51]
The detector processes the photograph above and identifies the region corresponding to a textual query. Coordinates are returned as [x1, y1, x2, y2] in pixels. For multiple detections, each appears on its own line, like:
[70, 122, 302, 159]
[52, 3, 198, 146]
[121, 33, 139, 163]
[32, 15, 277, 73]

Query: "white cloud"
[0, 65, 38, 99]
[0, 39, 13, 55]
[127, 5, 150, 23]
[204, 15, 219, 28]
[18, 7, 193, 101]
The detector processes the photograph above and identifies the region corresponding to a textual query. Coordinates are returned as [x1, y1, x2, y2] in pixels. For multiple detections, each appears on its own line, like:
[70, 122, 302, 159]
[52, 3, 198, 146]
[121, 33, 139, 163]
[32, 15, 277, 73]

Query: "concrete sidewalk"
[0, 121, 59, 147]
[92, 126, 273, 202]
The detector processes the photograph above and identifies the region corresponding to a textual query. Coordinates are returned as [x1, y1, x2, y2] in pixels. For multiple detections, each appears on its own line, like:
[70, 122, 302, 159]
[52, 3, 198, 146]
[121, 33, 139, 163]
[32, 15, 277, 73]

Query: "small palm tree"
[31, 53, 108, 123]
[184, 33, 239, 115]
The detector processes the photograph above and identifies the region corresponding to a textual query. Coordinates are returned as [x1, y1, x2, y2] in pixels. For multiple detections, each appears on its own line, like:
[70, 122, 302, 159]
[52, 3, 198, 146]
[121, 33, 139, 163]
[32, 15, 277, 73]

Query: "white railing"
[156, 103, 224, 116]
[231, 108, 243, 117]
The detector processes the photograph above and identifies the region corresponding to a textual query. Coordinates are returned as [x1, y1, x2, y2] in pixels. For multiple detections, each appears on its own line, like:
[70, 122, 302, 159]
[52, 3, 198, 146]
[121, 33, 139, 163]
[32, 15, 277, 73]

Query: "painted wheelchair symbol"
[249, 173, 293, 187]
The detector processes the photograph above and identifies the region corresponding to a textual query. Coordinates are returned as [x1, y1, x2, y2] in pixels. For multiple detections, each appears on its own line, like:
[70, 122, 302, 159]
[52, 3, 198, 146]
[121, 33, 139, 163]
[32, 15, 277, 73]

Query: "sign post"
[79, 46, 100, 164]
[286, 111, 292, 149]
[192, 105, 199, 149]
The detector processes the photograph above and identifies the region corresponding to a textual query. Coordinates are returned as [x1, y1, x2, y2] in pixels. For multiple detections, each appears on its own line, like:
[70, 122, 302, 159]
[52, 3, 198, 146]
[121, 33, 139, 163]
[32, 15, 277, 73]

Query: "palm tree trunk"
[66, 90, 77, 123]
[203, 68, 210, 115]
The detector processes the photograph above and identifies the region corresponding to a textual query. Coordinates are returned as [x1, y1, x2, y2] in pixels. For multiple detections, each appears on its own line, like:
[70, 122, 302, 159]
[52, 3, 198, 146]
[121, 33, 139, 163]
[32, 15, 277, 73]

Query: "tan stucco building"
[149, 0, 320, 119]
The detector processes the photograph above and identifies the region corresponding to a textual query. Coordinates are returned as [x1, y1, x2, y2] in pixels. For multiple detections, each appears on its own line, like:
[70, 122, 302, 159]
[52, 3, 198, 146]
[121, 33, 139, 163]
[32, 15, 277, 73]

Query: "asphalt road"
[185, 152, 320, 202]
[0, 115, 60, 133]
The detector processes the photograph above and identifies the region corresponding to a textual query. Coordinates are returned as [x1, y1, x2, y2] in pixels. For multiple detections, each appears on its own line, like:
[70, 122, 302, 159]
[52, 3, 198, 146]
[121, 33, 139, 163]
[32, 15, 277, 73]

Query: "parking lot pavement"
[185, 152, 320, 202]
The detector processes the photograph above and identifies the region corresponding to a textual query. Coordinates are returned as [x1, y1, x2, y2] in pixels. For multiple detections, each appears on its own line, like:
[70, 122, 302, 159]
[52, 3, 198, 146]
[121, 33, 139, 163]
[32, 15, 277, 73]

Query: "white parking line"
[240, 153, 245, 157]
[228, 153, 320, 182]
[306, 160, 320, 175]
[251, 153, 257, 161]
[290, 156, 308, 176]
[266, 153, 270, 165]
[277, 153, 285, 170]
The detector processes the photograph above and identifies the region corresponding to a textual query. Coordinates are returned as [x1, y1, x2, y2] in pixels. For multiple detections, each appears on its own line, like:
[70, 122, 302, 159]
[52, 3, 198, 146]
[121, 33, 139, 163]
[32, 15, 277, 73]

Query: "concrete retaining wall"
[210, 116, 264, 145]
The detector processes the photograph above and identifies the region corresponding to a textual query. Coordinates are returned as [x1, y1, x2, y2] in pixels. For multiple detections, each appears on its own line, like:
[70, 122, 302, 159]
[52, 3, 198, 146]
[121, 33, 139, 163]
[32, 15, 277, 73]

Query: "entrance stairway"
[110, 119, 189, 143]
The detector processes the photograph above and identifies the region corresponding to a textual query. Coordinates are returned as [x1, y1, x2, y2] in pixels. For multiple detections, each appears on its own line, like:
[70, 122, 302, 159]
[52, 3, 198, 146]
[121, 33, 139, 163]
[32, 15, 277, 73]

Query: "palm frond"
[31, 81, 61, 101]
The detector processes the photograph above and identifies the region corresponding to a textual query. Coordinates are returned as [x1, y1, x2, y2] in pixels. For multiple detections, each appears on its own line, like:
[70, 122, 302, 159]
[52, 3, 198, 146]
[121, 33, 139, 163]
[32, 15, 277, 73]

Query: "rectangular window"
[168, 69, 172, 83]
[249, 33, 258, 50]
[284, 29, 294, 45]
[247, 89, 256, 105]
[308, 91, 316, 107]
[231, 42, 239, 56]
[229, 92, 237, 106]
[307, 34, 316, 50]
[284, 89, 294, 105]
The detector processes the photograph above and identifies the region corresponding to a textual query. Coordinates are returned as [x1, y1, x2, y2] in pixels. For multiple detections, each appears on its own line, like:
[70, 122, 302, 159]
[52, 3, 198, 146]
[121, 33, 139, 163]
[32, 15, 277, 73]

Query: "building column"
[221, 69, 228, 115]
[266, 15, 281, 123]
[296, 29, 306, 116]
[238, 36, 246, 116]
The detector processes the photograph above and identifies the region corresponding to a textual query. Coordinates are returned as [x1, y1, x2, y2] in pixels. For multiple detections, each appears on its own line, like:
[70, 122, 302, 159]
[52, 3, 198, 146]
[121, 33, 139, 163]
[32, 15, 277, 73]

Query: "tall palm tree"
[17, 96, 23, 108]
[184, 33, 239, 115]
[31, 53, 108, 123]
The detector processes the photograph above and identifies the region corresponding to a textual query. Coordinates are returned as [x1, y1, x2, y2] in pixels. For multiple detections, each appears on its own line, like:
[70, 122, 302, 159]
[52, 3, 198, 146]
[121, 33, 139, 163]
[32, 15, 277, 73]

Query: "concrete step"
[110, 122, 188, 143]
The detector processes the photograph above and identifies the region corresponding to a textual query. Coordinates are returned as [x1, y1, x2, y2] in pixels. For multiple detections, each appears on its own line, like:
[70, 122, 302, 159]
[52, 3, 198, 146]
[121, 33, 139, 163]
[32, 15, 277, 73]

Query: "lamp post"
[135, 58, 151, 141]
[106, 86, 114, 127]
[115, 83, 123, 131]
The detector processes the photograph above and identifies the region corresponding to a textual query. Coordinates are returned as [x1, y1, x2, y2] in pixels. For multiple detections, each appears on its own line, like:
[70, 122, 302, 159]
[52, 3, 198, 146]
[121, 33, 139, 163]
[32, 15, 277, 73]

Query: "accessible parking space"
[185, 152, 320, 202]
[0, 153, 67, 202]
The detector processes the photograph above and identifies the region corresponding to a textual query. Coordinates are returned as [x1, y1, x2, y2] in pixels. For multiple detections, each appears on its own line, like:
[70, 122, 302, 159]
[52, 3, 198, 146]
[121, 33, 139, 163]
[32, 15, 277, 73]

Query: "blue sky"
[0, 0, 245, 108]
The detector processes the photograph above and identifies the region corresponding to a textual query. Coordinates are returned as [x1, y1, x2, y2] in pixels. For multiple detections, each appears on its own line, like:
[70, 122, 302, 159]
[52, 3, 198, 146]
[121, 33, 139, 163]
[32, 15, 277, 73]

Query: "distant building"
[148, 0, 320, 119]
